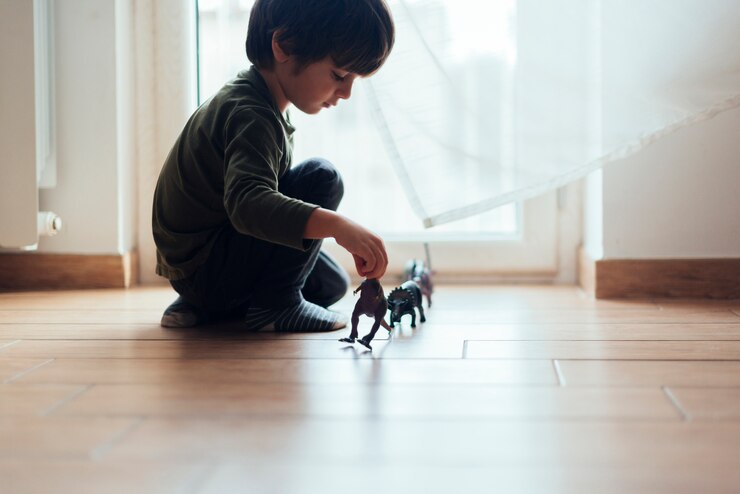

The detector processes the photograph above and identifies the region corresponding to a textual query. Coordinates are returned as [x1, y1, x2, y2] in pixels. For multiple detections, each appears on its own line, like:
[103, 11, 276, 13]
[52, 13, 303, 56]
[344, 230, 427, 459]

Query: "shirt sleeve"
[222, 108, 318, 250]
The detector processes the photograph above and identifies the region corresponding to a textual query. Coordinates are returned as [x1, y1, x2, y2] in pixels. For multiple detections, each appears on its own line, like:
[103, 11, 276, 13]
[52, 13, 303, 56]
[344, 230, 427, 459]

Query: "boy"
[152, 0, 395, 331]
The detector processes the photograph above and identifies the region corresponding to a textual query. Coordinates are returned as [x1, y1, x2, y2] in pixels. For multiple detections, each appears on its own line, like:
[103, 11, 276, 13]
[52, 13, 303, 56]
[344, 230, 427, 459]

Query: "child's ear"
[271, 31, 291, 64]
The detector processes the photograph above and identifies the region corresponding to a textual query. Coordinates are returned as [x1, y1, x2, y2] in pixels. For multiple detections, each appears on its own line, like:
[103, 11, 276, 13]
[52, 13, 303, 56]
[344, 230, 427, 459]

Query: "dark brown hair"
[246, 0, 395, 75]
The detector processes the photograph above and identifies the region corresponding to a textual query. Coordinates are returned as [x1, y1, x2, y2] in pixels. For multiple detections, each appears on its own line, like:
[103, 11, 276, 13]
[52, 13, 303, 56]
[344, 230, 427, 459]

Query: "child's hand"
[334, 218, 388, 279]
[304, 208, 388, 279]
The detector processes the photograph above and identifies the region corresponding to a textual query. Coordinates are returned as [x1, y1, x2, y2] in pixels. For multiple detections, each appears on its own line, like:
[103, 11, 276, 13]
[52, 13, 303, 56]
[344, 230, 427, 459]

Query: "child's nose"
[337, 80, 353, 100]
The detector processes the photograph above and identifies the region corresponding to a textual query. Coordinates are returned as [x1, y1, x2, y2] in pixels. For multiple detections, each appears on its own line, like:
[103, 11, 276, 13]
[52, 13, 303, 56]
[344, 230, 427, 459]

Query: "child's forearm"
[303, 208, 343, 240]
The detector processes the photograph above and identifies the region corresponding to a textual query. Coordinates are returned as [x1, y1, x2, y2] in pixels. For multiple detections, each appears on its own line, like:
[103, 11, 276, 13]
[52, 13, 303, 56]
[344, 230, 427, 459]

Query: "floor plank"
[53, 383, 680, 420]
[0, 383, 86, 416]
[15, 358, 558, 386]
[557, 360, 740, 387]
[669, 388, 740, 421]
[2, 460, 210, 494]
[0, 417, 139, 459]
[411, 323, 740, 341]
[4, 322, 740, 345]
[0, 287, 178, 311]
[0, 339, 18, 351]
[0, 310, 164, 325]
[0, 322, 373, 340]
[0, 357, 52, 382]
[4, 307, 736, 326]
[194, 462, 740, 494]
[0, 285, 656, 311]
[429, 308, 740, 324]
[0, 338, 464, 359]
[466, 340, 740, 360]
[105, 417, 740, 466]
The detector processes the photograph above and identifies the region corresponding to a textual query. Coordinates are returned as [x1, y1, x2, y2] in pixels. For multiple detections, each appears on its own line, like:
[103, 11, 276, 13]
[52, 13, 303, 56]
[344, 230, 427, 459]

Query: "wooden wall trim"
[0, 250, 138, 291]
[578, 248, 740, 299]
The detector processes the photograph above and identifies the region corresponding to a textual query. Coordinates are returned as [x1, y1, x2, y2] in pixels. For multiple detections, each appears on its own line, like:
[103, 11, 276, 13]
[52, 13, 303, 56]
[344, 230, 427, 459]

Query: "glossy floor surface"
[2, 285, 740, 493]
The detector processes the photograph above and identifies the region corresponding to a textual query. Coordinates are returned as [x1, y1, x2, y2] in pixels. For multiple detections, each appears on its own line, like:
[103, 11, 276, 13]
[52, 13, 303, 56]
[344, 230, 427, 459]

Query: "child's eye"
[331, 71, 346, 82]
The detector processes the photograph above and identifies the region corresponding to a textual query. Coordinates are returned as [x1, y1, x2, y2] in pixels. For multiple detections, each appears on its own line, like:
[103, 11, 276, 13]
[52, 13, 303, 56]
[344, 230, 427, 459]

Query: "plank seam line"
[4, 358, 55, 384]
[552, 360, 567, 386]
[90, 416, 145, 461]
[662, 386, 691, 421]
[40, 383, 95, 417]
[0, 340, 21, 350]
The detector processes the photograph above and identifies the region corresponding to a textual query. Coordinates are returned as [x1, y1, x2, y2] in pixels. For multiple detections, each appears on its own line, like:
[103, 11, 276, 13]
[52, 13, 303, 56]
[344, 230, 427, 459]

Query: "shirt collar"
[242, 66, 296, 136]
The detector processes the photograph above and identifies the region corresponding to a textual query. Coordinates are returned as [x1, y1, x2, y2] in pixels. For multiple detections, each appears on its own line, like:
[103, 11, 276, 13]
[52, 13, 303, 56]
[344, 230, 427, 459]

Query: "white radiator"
[0, 0, 61, 249]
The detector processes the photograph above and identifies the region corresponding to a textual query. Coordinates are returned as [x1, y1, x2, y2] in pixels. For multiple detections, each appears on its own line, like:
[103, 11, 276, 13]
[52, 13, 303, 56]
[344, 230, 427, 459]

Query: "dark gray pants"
[170, 158, 350, 316]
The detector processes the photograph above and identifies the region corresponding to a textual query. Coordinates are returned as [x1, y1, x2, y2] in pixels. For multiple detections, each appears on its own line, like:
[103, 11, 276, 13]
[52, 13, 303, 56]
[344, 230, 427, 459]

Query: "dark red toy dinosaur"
[338, 278, 393, 351]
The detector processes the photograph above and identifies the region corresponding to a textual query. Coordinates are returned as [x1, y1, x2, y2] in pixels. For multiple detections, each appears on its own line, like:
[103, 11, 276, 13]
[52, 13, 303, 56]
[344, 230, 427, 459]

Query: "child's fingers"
[353, 253, 375, 277]
[363, 252, 386, 279]
[364, 257, 385, 279]
[362, 251, 377, 276]
[370, 241, 388, 279]
[352, 254, 365, 276]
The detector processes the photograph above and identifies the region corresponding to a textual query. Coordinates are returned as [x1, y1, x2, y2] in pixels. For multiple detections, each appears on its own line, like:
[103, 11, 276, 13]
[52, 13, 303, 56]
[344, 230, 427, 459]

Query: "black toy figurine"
[339, 278, 393, 351]
[387, 280, 426, 328]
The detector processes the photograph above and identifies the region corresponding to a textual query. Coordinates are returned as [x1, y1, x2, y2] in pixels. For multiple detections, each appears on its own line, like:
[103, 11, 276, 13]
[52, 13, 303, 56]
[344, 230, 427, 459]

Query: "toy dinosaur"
[338, 278, 393, 350]
[403, 243, 433, 307]
[403, 258, 433, 308]
[387, 279, 426, 328]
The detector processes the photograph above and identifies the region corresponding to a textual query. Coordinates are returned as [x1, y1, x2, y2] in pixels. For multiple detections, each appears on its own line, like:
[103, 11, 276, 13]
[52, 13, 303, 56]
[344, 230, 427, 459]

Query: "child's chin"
[296, 105, 322, 115]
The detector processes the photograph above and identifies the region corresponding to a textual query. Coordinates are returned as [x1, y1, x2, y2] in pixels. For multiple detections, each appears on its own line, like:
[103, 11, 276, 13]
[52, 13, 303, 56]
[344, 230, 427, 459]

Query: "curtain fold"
[368, 0, 740, 227]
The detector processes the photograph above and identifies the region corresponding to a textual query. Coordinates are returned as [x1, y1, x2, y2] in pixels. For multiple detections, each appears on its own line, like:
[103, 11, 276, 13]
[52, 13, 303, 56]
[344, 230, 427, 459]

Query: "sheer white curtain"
[368, 0, 740, 227]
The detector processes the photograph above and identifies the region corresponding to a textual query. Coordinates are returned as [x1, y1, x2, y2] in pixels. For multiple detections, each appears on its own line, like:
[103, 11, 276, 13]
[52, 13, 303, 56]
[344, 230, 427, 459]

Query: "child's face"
[280, 58, 358, 115]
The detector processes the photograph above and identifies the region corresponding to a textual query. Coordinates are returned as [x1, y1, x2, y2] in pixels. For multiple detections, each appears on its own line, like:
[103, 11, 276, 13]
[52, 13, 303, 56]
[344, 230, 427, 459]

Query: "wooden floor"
[2, 285, 740, 493]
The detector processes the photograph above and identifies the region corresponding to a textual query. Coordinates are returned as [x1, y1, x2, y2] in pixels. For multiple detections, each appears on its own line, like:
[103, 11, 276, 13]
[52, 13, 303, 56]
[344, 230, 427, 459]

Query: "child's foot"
[244, 299, 347, 332]
[160, 296, 208, 328]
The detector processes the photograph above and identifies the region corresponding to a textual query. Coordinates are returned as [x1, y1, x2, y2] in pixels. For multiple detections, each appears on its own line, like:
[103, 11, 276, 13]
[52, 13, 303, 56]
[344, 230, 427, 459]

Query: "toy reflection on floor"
[338, 278, 393, 350]
[387, 280, 426, 328]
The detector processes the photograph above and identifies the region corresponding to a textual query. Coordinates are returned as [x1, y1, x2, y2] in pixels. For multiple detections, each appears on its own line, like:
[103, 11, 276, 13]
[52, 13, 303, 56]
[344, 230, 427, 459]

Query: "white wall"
[585, 106, 740, 260]
[0, 1, 39, 248]
[34, 0, 135, 255]
[0, 0, 194, 283]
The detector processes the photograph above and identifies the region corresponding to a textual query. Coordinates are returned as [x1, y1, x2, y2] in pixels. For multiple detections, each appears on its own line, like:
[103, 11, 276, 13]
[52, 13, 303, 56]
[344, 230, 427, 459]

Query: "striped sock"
[244, 299, 347, 332]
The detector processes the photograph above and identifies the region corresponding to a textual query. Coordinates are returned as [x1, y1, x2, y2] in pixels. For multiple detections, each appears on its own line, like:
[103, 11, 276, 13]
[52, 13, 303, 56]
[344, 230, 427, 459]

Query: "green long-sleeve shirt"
[152, 67, 318, 280]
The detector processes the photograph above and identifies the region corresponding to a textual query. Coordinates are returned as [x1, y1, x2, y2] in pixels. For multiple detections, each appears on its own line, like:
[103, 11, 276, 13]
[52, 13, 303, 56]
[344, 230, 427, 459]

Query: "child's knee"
[305, 158, 344, 210]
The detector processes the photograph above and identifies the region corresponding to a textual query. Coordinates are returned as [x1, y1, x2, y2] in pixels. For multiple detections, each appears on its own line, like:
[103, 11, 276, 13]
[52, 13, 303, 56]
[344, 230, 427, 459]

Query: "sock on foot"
[244, 299, 347, 332]
[160, 296, 208, 328]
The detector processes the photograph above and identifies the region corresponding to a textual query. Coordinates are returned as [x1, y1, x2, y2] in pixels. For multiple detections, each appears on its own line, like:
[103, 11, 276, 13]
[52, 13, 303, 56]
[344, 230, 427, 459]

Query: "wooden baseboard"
[578, 248, 740, 299]
[0, 250, 138, 291]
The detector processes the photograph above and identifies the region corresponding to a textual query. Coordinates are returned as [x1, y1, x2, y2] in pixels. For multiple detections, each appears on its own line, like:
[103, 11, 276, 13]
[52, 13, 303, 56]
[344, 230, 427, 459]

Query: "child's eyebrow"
[335, 69, 358, 78]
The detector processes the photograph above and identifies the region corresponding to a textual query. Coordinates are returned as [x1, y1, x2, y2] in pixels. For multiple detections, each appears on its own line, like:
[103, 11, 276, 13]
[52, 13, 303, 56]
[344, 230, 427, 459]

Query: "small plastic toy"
[403, 243, 433, 307]
[403, 258, 433, 308]
[387, 279, 426, 328]
[338, 278, 393, 350]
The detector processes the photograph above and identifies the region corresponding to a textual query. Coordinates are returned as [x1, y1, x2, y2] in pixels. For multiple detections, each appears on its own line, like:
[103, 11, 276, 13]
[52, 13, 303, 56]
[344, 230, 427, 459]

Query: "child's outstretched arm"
[304, 208, 388, 280]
